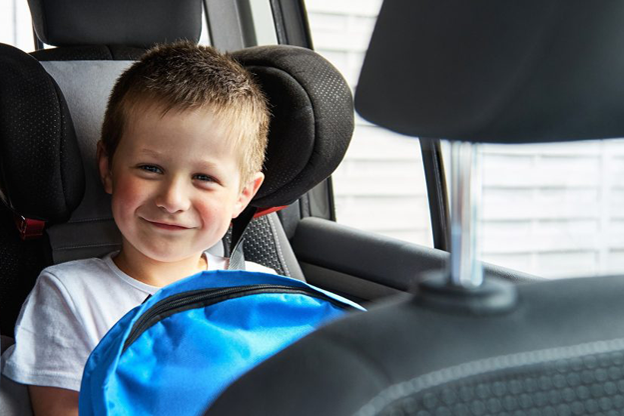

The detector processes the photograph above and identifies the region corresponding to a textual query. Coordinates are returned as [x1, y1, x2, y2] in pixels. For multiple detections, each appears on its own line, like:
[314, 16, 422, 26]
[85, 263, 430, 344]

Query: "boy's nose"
[155, 178, 191, 213]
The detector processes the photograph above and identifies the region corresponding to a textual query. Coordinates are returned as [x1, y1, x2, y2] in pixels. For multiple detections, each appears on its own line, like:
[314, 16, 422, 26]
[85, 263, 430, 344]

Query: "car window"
[476, 140, 624, 279]
[305, 0, 434, 247]
[307, 0, 624, 279]
[0, 0, 34, 51]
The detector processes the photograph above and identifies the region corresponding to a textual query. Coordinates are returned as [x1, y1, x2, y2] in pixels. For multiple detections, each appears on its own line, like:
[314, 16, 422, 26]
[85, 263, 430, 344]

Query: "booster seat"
[0, 0, 353, 413]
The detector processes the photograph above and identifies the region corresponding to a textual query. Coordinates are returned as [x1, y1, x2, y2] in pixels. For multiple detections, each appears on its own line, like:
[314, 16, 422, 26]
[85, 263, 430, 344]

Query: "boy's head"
[97, 42, 270, 266]
[101, 41, 269, 183]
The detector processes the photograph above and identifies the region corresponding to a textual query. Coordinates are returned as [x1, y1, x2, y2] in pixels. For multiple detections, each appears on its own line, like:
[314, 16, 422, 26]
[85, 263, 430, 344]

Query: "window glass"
[199, 8, 212, 46]
[306, 0, 621, 278]
[476, 140, 624, 279]
[248, 0, 277, 45]
[306, 0, 433, 247]
[0, 0, 35, 51]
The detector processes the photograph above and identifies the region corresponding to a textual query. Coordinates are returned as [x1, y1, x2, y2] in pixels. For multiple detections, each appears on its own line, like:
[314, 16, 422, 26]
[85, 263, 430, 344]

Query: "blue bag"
[79, 270, 363, 415]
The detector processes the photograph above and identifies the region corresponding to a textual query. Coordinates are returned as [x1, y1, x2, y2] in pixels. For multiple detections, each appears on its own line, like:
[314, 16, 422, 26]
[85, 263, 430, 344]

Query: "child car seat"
[0, 0, 353, 335]
[0, 0, 353, 414]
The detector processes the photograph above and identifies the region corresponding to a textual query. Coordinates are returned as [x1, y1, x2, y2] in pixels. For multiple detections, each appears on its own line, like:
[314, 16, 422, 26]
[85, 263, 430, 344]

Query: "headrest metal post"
[448, 141, 483, 288]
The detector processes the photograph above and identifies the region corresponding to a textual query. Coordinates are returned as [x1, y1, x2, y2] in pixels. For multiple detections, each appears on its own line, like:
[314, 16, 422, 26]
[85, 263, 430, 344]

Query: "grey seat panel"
[41, 61, 129, 263]
[40, 60, 298, 275]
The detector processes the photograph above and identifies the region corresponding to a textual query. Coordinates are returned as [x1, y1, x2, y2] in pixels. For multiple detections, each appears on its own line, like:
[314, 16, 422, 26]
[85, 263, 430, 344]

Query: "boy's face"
[98, 105, 264, 265]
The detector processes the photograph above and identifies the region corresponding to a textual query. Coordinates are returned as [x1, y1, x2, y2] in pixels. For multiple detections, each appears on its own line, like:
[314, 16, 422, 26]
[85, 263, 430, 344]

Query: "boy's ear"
[232, 172, 265, 219]
[96, 141, 113, 195]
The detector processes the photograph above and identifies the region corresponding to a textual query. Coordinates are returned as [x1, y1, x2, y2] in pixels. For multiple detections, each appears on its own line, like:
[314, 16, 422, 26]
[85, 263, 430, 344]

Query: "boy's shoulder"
[33, 252, 155, 314]
[41, 254, 114, 279]
[36, 253, 121, 296]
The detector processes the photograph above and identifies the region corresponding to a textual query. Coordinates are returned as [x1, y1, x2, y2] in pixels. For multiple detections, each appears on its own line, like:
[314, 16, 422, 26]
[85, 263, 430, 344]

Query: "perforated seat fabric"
[205, 275, 624, 416]
[0, 203, 46, 336]
[223, 213, 301, 278]
[0, 44, 84, 222]
[231, 46, 354, 208]
[0, 43, 83, 335]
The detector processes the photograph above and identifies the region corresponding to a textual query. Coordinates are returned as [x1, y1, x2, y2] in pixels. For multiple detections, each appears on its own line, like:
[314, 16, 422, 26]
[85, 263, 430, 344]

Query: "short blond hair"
[101, 41, 269, 182]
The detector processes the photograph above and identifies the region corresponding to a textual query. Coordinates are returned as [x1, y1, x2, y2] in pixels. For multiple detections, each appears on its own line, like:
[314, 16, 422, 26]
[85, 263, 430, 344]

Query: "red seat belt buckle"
[14, 215, 46, 240]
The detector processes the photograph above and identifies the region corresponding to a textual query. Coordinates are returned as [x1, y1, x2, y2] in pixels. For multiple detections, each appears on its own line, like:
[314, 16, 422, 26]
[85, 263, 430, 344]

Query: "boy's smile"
[98, 105, 264, 285]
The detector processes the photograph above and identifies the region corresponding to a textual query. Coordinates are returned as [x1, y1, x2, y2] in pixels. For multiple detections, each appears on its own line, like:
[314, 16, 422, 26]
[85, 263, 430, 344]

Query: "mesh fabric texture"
[224, 216, 289, 277]
[0, 202, 47, 335]
[232, 46, 354, 208]
[0, 43, 84, 222]
[373, 347, 624, 416]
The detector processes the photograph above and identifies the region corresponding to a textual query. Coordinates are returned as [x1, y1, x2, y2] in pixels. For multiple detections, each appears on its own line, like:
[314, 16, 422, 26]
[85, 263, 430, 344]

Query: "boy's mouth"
[142, 218, 191, 230]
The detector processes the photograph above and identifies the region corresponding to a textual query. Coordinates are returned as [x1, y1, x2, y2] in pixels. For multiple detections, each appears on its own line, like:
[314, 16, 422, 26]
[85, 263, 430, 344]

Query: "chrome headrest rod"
[449, 141, 483, 288]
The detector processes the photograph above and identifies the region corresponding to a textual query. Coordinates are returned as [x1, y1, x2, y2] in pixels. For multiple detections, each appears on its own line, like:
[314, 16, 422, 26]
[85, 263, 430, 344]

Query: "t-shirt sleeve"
[1, 271, 93, 392]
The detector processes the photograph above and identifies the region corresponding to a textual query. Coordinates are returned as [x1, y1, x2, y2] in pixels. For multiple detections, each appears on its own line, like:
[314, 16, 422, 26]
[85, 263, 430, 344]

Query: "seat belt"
[226, 205, 289, 271]
[227, 206, 258, 271]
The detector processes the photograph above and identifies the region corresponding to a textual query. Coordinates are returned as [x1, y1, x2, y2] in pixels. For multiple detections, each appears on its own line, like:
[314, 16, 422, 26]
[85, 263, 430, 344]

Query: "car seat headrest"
[0, 43, 84, 223]
[233, 45, 354, 208]
[28, 0, 202, 48]
[0, 43, 352, 249]
[356, 0, 624, 144]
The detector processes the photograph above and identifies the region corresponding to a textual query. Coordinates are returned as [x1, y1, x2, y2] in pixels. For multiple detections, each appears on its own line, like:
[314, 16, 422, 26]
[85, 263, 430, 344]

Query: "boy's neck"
[113, 246, 208, 287]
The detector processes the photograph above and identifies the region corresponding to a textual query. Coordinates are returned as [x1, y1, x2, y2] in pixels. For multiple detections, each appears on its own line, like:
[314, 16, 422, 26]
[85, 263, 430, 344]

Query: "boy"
[1, 41, 272, 415]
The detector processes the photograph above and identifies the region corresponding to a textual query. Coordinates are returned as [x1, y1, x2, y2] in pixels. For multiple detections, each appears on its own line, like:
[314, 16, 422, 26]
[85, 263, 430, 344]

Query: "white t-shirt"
[1, 251, 274, 392]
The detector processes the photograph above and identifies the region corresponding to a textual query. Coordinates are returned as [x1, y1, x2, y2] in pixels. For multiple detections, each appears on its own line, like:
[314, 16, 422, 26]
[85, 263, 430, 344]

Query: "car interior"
[4, 0, 622, 415]
[203, 1, 624, 415]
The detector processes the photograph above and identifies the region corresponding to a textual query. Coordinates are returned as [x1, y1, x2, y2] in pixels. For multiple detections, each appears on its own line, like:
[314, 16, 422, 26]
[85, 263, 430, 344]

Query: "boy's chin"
[127, 244, 206, 264]
[144, 251, 205, 264]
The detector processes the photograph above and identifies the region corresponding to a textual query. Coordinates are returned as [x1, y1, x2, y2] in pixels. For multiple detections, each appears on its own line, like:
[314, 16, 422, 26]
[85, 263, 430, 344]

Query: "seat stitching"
[354, 337, 624, 416]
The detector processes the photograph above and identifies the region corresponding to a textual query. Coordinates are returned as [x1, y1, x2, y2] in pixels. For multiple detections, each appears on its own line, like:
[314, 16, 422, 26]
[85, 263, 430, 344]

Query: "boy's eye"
[193, 174, 215, 182]
[138, 165, 163, 174]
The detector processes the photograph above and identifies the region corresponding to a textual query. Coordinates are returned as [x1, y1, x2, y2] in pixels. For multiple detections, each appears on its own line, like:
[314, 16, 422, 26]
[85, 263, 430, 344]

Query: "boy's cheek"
[110, 179, 145, 215]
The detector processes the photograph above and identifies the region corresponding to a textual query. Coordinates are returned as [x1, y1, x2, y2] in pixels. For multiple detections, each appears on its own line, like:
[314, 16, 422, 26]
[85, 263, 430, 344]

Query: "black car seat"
[203, 1, 624, 415]
[0, 0, 353, 413]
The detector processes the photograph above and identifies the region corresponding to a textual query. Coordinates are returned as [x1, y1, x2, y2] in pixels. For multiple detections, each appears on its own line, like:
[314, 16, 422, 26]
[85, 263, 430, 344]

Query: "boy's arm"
[29, 385, 79, 416]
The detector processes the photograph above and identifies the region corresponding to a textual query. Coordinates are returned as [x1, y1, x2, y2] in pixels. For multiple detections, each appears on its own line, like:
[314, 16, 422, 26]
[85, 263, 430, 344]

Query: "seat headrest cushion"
[28, 0, 202, 48]
[233, 45, 354, 208]
[356, 0, 624, 143]
[31, 45, 147, 62]
[0, 44, 84, 222]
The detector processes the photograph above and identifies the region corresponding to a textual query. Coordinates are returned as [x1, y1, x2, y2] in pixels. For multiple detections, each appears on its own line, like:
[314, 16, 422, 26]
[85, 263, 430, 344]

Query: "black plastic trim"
[269, 0, 313, 48]
[33, 26, 44, 50]
[292, 217, 541, 292]
[420, 138, 450, 251]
